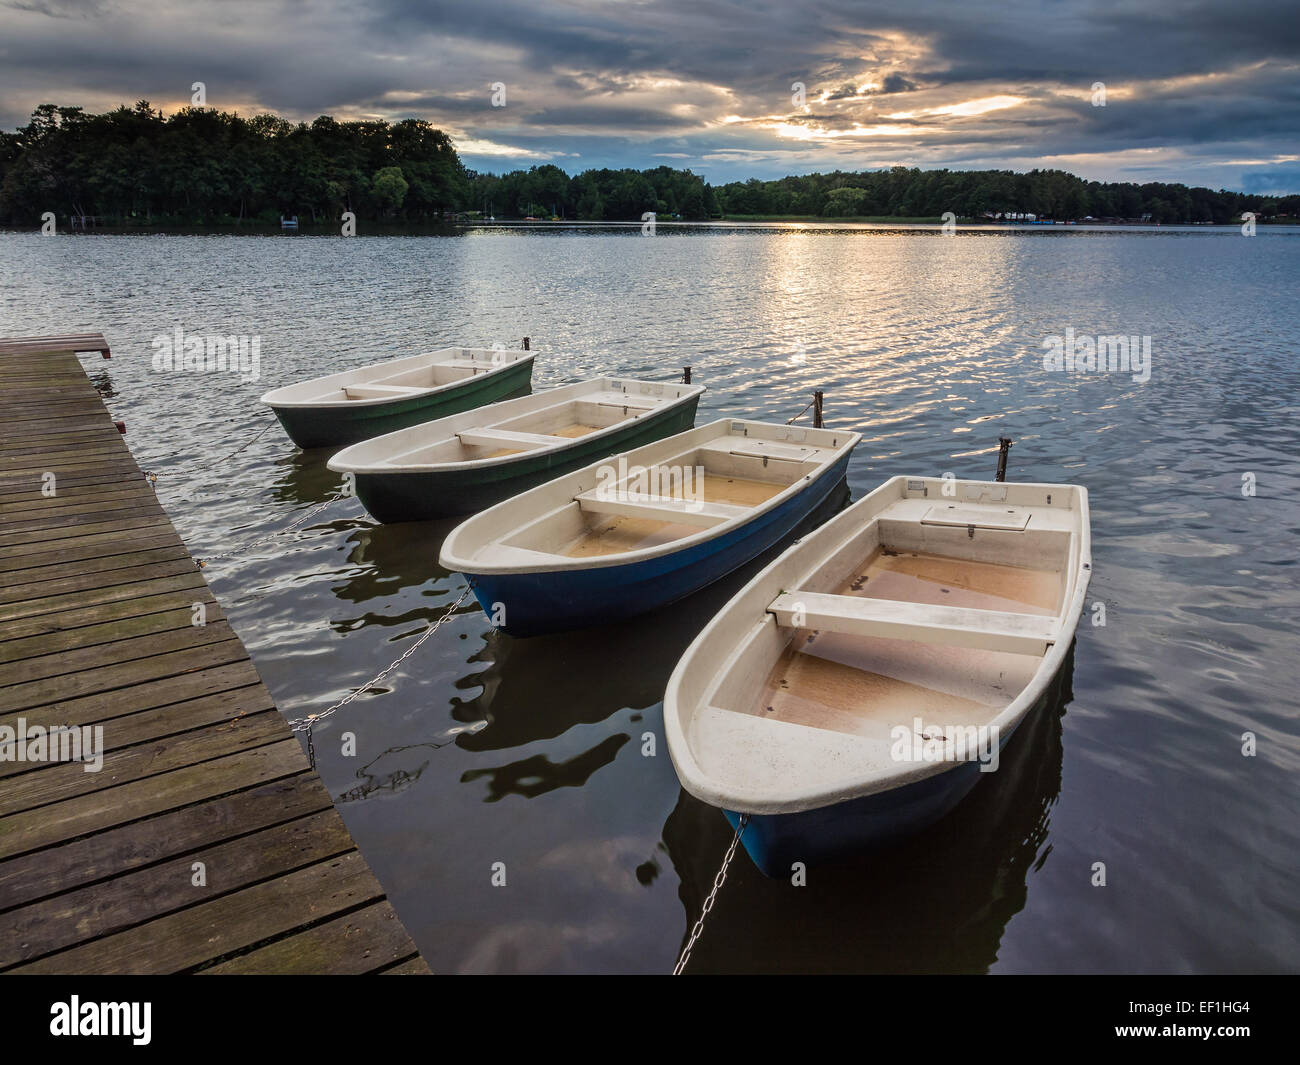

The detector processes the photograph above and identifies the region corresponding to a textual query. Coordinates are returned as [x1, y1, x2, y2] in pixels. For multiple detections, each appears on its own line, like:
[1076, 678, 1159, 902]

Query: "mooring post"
[522, 336, 530, 350]
[813, 390, 824, 429]
[683, 365, 691, 384]
[996, 436, 1013, 482]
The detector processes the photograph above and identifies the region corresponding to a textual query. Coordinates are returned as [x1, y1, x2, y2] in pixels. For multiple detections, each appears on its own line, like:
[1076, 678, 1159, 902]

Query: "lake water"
[2, 223, 1297, 973]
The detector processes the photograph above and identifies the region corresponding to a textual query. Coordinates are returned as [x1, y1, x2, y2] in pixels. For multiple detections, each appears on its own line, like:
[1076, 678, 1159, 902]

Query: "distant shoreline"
[3, 217, 1293, 236]
[706, 215, 1263, 226]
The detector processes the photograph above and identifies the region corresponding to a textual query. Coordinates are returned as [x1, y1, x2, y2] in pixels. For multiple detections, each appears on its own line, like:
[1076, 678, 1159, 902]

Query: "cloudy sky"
[2, 0, 1298, 191]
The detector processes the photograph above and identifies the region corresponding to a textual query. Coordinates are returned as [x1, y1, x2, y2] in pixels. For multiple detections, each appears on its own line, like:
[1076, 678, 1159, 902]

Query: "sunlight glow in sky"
[0, 0, 1296, 191]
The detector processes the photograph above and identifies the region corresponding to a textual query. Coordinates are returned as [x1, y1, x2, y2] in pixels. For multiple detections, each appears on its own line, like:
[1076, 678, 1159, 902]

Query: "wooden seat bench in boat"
[766, 591, 1059, 655]
[592, 396, 661, 411]
[342, 384, 428, 399]
[441, 358, 502, 369]
[574, 490, 751, 527]
[455, 427, 566, 449]
[698, 438, 828, 463]
[919, 504, 1031, 531]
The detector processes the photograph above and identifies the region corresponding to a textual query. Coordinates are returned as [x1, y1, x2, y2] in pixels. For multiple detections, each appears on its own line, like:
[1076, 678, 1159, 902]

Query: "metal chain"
[143, 415, 317, 566]
[194, 492, 345, 567]
[672, 813, 749, 975]
[287, 583, 475, 766]
[214, 417, 277, 462]
[143, 414, 277, 487]
[786, 398, 815, 424]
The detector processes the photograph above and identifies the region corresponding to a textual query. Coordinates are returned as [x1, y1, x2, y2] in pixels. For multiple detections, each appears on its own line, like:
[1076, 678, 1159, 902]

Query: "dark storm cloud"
[880, 73, 917, 93]
[823, 74, 920, 101]
[0, 0, 1297, 189]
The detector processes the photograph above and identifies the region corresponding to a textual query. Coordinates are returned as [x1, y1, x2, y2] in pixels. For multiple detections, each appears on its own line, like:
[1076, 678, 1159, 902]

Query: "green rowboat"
[327, 377, 706, 522]
[261, 347, 535, 449]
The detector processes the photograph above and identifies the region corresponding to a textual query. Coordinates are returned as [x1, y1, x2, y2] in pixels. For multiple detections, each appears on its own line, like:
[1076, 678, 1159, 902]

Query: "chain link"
[194, 492, 345, 566]
[287, 583, 475, 766]
[141, 415, 318, 567]
[213, 417, 277, 463]
[672, 813, 749, 975]
[143, 415, 277, 488]
[786, 398, 815, 425]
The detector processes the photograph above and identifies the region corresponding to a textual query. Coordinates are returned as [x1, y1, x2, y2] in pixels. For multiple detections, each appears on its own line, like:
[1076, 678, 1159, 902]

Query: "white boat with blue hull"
[664, 474, 1091, 877]
[438, 419, 861, 637]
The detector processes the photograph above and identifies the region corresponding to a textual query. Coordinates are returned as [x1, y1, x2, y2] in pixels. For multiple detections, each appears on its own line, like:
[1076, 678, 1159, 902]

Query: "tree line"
[470, 164, 717, 220]
[474, 163, 1296, 223]
[711, 167, 1298, 223]
[1, 103, 1294, 227]
[0, 102, 469, 226]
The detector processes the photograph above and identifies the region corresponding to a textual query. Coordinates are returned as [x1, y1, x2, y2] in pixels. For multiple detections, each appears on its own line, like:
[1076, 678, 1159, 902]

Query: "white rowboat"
[664, 474, 1091, 875]
[438, 418, 861, 636]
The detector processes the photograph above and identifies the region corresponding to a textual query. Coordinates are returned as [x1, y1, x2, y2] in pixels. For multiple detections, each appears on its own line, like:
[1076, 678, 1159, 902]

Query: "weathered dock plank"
[0, 546, 197, 593]
[0, 809, 354, 968]
[0, 602, 227, 666]
[0, 588, 231, 644]
[200, 900, 422, 975]
[0, 567, 210, 615]
[0, 685, 271, 780]
[0, 335, 428, 975]
[0, 773, 331, 905]
[13, 851, 390, 974]
[4, 660, 263, 730]
[0, 710, 288, 815]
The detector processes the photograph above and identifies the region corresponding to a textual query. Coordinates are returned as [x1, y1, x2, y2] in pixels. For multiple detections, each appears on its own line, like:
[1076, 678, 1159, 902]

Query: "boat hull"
[269, 360, 533, 449]
[723, 717, 1019, 877]
[353, 395, 702, 522]
[465, 450, 853, 637]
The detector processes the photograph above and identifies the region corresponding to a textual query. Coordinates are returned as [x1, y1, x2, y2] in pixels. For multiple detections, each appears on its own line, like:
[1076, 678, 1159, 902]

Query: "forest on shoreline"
[2, 103, 1296, 229]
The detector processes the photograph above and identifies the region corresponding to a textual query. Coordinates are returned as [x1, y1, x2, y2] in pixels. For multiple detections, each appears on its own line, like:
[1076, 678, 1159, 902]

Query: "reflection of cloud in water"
[537, 835, 664, 896]
[459, 918, 628, 974]
[460, 734, 630, 801]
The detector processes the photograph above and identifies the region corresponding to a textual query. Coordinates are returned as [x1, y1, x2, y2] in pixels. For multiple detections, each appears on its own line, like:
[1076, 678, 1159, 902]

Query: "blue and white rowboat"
[438, 419, 861, 637]
[664, 474, 1091, 876]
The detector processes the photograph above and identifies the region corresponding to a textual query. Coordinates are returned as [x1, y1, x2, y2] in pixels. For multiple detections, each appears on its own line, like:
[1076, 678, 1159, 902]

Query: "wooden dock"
[0, 334, 429, 974]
